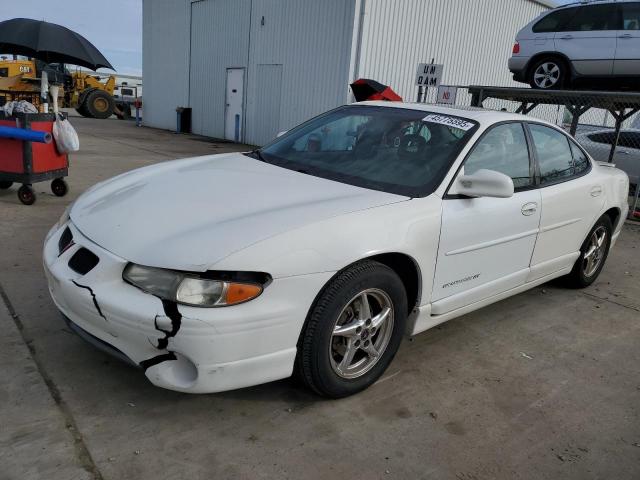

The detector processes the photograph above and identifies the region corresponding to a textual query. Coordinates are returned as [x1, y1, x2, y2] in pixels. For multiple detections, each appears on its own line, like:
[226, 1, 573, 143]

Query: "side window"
[562, 5, 619, 32]
[532, 8, 575, 33]
[588, 132, 615, 145]
[464, 123, 533, 189]
[569, 140, 590, 176]
[529, 124, 576, 184]
[622, 3, 640, 30]
[618, 132, 640, 150]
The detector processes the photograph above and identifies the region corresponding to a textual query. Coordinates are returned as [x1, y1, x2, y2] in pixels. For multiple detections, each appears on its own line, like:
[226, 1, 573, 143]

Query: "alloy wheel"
[329, 288, 394, 379]
[582, 226, 607, 277]
[533, 62, 560, 89]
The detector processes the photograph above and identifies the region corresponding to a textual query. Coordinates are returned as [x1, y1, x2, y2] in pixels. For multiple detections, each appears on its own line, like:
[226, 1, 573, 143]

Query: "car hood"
[71, 152, 408, 271]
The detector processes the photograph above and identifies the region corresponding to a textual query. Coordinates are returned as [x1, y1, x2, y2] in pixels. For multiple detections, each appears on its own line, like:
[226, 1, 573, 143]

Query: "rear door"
[431, 122, 541, 315]
[615, 2, 640, 75]
[527, 123, 603, 281]
[554, 4, 619, 76]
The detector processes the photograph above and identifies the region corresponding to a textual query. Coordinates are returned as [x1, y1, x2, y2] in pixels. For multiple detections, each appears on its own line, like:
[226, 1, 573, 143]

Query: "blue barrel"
[0, 125, 52, 144]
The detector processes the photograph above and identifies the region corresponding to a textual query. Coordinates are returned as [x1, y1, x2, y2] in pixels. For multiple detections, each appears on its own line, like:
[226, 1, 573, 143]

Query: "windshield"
[249, 105, 478, 197]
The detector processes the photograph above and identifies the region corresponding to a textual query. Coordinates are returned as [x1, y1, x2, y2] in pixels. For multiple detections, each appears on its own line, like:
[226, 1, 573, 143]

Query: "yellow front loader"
[0, 58, 127, 119]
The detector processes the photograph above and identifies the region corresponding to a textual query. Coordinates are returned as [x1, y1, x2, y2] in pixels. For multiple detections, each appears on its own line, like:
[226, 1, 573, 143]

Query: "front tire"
[17, 184, 36, 205]
[529, 58, 567, 89]
[565, 215, 612, 288]
[85, 90, 115, 119]
[296, 260, 407, 398]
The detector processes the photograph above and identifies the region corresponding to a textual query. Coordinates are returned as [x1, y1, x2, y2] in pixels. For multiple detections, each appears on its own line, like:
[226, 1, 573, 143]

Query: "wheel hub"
[329, 289, 394, 379]
[582, 226, 607, 277]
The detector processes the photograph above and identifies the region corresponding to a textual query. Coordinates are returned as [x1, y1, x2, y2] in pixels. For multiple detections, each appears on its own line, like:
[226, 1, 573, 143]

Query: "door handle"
[619, 33, 633, 39]
[521, 202, 538, 216]
[619, 149, 630, 155]
[559, 34, 573, 40]
[590, 186, 603, 197]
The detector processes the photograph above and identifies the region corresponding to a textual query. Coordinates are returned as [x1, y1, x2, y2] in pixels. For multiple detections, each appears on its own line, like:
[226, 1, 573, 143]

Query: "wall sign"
[415, 63, 443, 87]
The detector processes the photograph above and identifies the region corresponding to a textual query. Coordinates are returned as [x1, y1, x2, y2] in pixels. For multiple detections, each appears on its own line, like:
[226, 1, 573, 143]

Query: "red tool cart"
[0, 112, 69, 205]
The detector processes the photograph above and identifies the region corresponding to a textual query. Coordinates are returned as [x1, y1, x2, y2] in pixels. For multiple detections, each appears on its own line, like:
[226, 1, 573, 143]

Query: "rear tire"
[529, 57, 567, 90]
[85, 90, 115, 119]
[564, 215, 612, 288]
[115, 102, 131, 120]
[296, 260, 407, 398]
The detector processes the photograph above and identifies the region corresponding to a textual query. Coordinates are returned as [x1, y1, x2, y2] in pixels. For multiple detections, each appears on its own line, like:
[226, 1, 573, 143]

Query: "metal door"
[225, 68, 245, 142]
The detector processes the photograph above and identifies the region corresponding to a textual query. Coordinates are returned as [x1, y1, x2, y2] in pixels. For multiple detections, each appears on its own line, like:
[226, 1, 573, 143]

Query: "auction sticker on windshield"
[422, 114, 475, 131]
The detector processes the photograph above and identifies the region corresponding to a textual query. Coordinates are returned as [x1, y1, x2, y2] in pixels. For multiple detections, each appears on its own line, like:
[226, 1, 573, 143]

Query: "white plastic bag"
[2, 100, 38, 116]
[52, 114, 80, 154]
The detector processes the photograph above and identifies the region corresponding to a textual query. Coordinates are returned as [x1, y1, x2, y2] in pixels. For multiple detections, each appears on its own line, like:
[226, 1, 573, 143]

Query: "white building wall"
[355, 0, 550, 102]
[143, 0, 554, 141]
[142, 0, 190, 130]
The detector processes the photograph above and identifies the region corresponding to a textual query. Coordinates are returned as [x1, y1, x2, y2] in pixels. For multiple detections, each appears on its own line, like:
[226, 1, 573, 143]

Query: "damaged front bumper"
[43, 221, 333, 393]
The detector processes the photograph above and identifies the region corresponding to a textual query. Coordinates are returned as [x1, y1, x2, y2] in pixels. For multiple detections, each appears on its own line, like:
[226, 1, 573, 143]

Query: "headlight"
[122, 264, 265, 307]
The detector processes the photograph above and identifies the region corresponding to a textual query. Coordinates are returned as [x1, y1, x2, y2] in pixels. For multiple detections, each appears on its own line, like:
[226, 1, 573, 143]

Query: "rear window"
[532, 8, 575, 33]
[529, 124, 575, 184]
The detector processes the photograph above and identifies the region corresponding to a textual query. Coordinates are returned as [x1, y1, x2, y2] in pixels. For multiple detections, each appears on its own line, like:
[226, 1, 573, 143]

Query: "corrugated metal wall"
[355, 0, 549, 102]
[142, 0, 190, 130]
[143, 0, 548, 142]
[244, 0, 356, 145]
[188, 0, 252, 137]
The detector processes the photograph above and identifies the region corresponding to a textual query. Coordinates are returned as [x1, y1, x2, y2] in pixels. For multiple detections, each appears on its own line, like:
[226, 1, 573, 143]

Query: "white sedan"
[43, 103, 629, 398]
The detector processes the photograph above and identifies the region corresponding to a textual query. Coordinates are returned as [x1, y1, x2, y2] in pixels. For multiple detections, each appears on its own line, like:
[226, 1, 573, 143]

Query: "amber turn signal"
[225, 283, 263, 305]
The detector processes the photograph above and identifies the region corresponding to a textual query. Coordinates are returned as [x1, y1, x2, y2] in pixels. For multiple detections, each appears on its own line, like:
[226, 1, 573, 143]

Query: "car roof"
[554, 0, 634, 9]
[354, 101, 549, 127]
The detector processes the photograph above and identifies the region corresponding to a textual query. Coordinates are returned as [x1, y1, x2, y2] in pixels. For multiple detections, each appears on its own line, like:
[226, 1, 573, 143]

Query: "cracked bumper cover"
[43, 222, 333, 393]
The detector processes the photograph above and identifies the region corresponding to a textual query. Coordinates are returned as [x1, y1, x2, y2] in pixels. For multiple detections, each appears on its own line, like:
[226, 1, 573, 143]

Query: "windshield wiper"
[250, 149, 268, 162]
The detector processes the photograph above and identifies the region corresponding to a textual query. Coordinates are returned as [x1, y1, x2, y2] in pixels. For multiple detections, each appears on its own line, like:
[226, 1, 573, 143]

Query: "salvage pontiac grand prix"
[43, 103, 629, 398]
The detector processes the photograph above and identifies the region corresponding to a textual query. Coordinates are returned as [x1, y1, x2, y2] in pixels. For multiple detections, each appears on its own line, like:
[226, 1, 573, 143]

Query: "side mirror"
[452, 169, 514, 198]
[276, 130, 287, 138]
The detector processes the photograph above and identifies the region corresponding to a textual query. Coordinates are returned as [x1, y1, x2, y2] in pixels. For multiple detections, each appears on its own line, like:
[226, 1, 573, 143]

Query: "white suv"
[509, 0, 640, 89]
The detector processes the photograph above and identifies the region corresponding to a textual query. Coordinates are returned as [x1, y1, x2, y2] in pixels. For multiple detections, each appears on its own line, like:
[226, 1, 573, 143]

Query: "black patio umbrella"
[0, 18, 113, 71]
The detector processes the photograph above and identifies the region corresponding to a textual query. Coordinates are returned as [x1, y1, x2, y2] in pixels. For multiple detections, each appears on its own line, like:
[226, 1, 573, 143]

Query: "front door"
[225, 68, 245, 142]
[553, 4, 618, 76]
[431, 122, 541, 315]
[614, 2, 640, 75]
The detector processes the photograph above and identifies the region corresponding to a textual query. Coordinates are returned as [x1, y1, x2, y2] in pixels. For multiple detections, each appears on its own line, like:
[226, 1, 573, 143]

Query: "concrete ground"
[1, 115, 639, 480]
